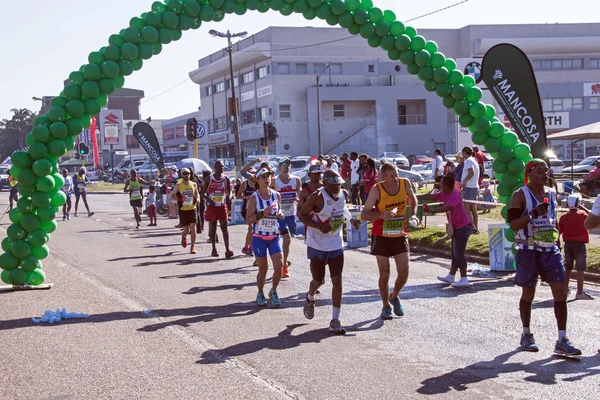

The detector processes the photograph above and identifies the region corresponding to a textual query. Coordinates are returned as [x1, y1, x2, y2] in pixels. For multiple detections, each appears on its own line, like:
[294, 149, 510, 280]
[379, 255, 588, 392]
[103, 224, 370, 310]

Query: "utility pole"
[316, 62, 332, 156]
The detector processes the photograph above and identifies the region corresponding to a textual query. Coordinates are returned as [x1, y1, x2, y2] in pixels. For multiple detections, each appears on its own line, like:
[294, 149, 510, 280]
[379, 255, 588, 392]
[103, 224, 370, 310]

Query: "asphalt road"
[1, 194, 599, 400]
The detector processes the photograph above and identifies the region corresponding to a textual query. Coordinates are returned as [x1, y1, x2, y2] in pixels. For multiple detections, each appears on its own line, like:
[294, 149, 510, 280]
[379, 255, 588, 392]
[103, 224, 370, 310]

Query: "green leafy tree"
[0, 108, 37, 160]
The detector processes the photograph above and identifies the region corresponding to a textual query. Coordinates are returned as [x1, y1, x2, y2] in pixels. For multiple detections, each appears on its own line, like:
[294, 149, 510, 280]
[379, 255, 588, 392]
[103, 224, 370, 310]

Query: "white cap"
[80, 167, 87, 173]
[567, 193, 581, 209]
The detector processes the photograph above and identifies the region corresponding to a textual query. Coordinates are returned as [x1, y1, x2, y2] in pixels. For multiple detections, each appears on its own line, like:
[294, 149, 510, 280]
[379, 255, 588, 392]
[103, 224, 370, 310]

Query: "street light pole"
[316, 62, 332, 156]
[209, 29, 247, 177]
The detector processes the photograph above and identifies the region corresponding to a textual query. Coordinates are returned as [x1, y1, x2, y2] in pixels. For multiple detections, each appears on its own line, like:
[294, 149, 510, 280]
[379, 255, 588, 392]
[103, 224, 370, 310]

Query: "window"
[397, 100, 427, 125]
[591, 97, 599, 110]
[126, 135, 140, 149]
[279, 104, 291, 118]
[257, 65, 270, 79]
[330, 63, 342, 74]
[215, 116, 227, 131]
[277, 63, 290, 74]
[333, 104, 345, 118]
[242, 71, 254, 84]
[204, 86, 212, 96]
[591, 58, 600, 69]
[258, 106, 268, 122]
[315, 63, 342, 74]
[533, 58, 584, 70]
[367, 64, 375, 73]
[241, 109, 256, 125]
[542, 97, 584, 111]
[296, 63, 307, 74]
[215, 82, 225, 93]
[207, 119, 214, 133]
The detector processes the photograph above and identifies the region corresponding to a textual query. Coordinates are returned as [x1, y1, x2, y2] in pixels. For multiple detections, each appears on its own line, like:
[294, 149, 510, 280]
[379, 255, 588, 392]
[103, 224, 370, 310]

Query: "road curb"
[86, 191, 123, 195]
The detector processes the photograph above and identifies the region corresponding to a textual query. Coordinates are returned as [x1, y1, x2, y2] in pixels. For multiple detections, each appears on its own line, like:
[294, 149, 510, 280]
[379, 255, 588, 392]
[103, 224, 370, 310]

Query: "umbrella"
[176, 158, 212, 174]
[548, 121, 600, 141]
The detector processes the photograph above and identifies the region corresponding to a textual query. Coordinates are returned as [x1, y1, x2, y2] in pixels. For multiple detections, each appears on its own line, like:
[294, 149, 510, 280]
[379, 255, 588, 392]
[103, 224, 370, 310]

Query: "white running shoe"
[66, 213, 70, 220]
[575, 291, 594, 300]
[74, 212, 78, 217]
[452, 277, 470, 288]
[437, 274, 455, 284]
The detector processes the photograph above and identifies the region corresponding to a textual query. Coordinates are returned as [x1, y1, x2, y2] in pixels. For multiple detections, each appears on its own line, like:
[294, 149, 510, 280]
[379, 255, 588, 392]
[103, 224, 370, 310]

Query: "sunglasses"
[280, 161, 291, 166]
[182, 172, 190, 175]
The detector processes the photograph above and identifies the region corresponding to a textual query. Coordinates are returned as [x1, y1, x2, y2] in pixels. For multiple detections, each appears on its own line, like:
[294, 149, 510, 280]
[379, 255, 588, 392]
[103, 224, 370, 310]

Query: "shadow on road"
[160, 265, 255, 279]
[401, 279, 514, 300]
[418, 349, 600, 395]
[183, 281, 259, 295]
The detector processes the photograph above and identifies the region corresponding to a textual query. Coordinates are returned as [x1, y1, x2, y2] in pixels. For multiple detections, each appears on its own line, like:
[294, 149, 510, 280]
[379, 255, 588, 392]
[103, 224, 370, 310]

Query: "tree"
[0, 108, 37, 160]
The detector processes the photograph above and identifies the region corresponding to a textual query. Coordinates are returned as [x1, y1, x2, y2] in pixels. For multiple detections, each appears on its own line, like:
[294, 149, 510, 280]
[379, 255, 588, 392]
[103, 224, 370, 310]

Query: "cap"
[256, 168, 273, 179]
[309, 164, 324, 174]
[567, 193, 581, 209]
[248, 168, 257, 174]
[323, 173, 345, 185]
[481, 180, 490, 187]
[181, 168, 191, 174]
[279, 157, 291, 165]
[80, 167, 87, 172]
[455, 152, 463, 158]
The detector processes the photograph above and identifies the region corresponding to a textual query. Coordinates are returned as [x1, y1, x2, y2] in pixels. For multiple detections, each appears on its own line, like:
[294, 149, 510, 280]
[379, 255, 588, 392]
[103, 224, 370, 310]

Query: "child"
[146, 185, 157, 227]
[559, 194, 594, 300]
[481, 180, 494, 214]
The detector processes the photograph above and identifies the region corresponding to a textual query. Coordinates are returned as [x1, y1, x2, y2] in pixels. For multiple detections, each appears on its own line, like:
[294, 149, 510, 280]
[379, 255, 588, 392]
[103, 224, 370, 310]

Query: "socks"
[519, 298, 532, 331]
[332, 307, 340, 321]
[554, 300, 567, 331]
[558, 330, 567, 341]
[307, 293, 315, 302]
[522, 327, 530, 334]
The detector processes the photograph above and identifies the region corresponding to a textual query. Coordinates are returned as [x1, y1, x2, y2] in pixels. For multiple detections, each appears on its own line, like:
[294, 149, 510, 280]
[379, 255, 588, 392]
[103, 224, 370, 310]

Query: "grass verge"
[86, 182, 125, 192]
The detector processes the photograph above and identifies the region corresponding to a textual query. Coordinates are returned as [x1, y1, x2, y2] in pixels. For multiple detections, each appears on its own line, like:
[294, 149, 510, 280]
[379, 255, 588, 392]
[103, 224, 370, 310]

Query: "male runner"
[273, 158, 301, 278]
[173, 168, 199, 254]
[508, 159, 581, 355]
[298, 164, 323, 209]
[61, 169, 73, 220]
[298, 169, 358, 335]
[74, 167, 94, 217]
[361, 162, 418, 320]
[8, 175, 18, 210]
[123, 169, 150, 229]
[202, 160, 234, 258]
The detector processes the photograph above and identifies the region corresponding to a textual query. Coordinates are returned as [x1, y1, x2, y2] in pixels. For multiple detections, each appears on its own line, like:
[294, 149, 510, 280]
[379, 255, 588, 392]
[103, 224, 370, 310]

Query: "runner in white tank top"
[297, 169, 359, 335]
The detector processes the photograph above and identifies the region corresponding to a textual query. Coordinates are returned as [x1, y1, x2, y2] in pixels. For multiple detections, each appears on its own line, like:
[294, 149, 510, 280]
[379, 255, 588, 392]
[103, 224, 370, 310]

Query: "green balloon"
[462, 75, 476, 88]
[471, 132, 489, 146]
[66, 100, 85, 119]
[270, 0, 284, 11]
[414, 50, 430, 67]
[508, 159, 526, 175]
[48, 106, 67, 122]
[368, 7, 383, 23]
[52, 173, 65, 190]
[326, 14, 339, 26]
[36, 176, 55, 192]
[11, 240, 31, 258]
[31, 191, 51, 208]
[64, 136, 75, 151]
[185, 0, 201, 16]
[451, 84, 467, 100]
[504, 228, 515, 243]
[430, 53, 446, 69]
[32, 159, 52, 177]
[307, 0, 323, 7]
[141, 26, 159, 44]
[501, 172, 517, 188]
[466, 87, 483, 103]
[115, 75, 126, 88]
[123, 27, 141, 43]
[417, 65, 433, 82]
[338, 11, 354, 28]
[158, 27, 173, 44]
[410, 35, 426, 51]
[406, 63, 420, 75]
[10, 166, 21, 179]
[358, 22, 374, 39]
[484, 137, 501, 153]
[200, 5, 215, 20]
[40, 219, 57, 234]
[11, 151, 34, 168]
[447, 70, 463, 86]
[395, 34, 411, 51]
[18, 184, 35, 197]
[167, 0, 183, 12]
[469, 102, 486, 119]
[389, 21, 405, 36]
[367, 34, 380, 47]
[130, 16, 146, 31]
[474, 117, 491, 134]
[26, 269, 46, 286]
[374, 21, 390, 37]
[119, 60, 134, 76]
[435, 83, 452, 98]
[442, 96, 456, 109]
[81, 81, 100, 100]
[104, 45, 121, 62]
[162, 11, 179, 28]
[88, 51, 106, 66]
[21, 213, 41, 232]
[9, 268, 27, 286]
[488, 122, 504, 138]
[8, 208, 22, 225]
[330, 0, 346, 15]
[399, 49, 415, 65]
[108, 34, 125, 47]
[84, 99, 102, 116]
[64, 84, 81, 100]
[497, 146, 515, 163]
[424, 80, 437, 92]
[359, 0, 373, 10]
[83, 63, 102, 81]
[458, 114, 474, 128]
[380, 35, 395, 51]
[31, 245, 49, 260]
[0, 252, 19, 271]
[26, 134, 35, 146]
[68, 71, 86, 86]
[121, 42, 139, 61]
[99, 79, 117, 96]
[20, 256, 39, 272]
[51, 97, 68, 109]
[18, 168, 37, 186]
[382, 10, 396, 23]
[65, 118, 83, 136]
[485, 104, 496, 119]
[493, 159, 508, 174]
[37, 207, 57, 222]
[1, 270, 9, 284]
[453, 100, 470, 116]
[1, 238, 11, 253]
[513, 143, 531, 160]
[433, 67, 449, 83]
[27, 230, 49, 247]
[7, 223, 27, 241]
[497, 183, 512, 197]
[304, 8, 317, 20]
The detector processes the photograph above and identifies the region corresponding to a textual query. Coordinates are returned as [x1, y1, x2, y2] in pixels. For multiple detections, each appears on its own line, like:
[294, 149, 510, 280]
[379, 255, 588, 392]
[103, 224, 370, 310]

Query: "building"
[189, 24, 600, 160]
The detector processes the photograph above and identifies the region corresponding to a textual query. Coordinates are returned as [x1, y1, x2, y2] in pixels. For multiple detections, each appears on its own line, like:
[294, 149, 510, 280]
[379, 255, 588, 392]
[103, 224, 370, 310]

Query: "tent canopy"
[548, 121, 600, 141]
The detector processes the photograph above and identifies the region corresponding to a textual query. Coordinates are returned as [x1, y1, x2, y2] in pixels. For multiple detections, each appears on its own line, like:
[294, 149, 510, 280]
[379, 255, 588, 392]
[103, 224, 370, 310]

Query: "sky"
[0, 0, 597, 121]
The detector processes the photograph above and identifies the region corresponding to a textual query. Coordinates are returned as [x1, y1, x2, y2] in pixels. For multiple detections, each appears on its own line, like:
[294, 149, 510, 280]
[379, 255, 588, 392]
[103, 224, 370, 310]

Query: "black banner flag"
[133, 122, 164, 171]
[482, 44, 547, 159]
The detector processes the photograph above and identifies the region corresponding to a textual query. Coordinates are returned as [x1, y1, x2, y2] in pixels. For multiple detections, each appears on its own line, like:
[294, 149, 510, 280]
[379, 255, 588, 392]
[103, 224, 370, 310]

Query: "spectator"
[579, 159, 600, 196]
[328, 155, 339, 172]
[350, 152, 361, 205]
[432, 148, 444, 183]
[453, 152, 464, 192]
[560, 194, 594, 300]
[357, 153, 368, 204]
[480, 180, 494, 214]
[445, 160, 456, 175]
[473, 145, 486, 185]
[461, 146, 480, 234]
[363, 158, 378, 197]
[340, 153, 352, 194]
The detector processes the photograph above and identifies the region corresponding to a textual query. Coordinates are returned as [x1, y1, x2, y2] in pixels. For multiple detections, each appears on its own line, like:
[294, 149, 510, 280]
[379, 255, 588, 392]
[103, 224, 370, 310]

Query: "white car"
[483, 160, 495, 180]
[377, 152, 410, 170]
[562, 156, 600, 174]
[549, 158, 564, 174]
[414, 162, 434, 182]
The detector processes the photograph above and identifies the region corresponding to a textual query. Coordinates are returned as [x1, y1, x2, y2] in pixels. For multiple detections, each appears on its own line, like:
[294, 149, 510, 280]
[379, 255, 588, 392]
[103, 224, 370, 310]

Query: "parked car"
[562, 156, 600, 174]
[375, 160, 424, 188]
[483, 160, 495, 180]
[549, 158, 565, 174]
[377, 152, 410, 169]
[413, 162, 434, 182]
[290, 157, 312, 184]
[407, 154, 434, 167]
[0, 165, 11, 190]
[135, 162, 160, 182]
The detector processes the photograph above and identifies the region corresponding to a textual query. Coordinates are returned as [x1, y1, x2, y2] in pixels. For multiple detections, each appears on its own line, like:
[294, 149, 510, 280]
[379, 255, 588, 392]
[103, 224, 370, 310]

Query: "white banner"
[257, 85, 272, 99]
[499, 111, 570, 130]
[583, 82, 600, 97]
[241, 90, 255, 102]
[208, 132, 229, 145]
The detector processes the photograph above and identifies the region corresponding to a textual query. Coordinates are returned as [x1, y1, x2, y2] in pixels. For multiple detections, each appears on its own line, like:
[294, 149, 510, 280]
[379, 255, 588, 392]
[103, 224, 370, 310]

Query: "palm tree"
[0, 108, 37, 159]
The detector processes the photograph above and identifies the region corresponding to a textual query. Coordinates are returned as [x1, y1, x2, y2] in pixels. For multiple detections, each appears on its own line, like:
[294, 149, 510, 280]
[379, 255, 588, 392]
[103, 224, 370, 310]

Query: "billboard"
[99, 109, 124, 150]
[176, 125, 185, 138]
[163, 128, 174, 141]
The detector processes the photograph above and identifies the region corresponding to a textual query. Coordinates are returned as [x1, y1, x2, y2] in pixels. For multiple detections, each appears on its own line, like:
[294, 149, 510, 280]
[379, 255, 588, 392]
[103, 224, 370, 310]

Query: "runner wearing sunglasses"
[202, 160, 234, 259]
[172, 168, 199, 254]
[274, 158, 301, 278]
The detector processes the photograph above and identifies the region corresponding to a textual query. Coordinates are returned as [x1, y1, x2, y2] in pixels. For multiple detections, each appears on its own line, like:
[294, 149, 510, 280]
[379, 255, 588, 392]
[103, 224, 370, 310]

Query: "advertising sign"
[583, 82, 600, 97]
[176, 126, 185, 138]
[163, 128, 174, 141]
[99, 109, 124, 149]
[488, 223, 516, 272]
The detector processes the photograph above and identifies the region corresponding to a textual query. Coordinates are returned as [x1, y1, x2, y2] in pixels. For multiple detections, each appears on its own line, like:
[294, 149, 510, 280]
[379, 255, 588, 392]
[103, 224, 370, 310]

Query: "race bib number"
[210, 192, 224, 207]
[258, 216, 278, 234]
[281, 200, 295, 216]
[383, 216, 405, 236]
[78, 187, 85, 193]
[532, 226, 559, 248]
[328, 214, 345, 235]
[182, 190, 194, 206]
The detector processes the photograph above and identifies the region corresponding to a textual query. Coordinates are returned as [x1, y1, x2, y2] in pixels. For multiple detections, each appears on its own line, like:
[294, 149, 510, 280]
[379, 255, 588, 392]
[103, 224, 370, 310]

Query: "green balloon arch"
[0, 0, 534, 286]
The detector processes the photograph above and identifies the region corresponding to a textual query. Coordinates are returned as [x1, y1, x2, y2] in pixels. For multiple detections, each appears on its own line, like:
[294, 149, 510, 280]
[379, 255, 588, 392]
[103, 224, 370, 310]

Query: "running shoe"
[575, 290, 594, 300]
[269, 289, 281, 308]
[241, 246, 250, 256]
[555, 337, 582, 356]
[567, 287, 572, 295]
[190, 246, 196, 254]
[328, 319, 347, 335]
[74, 212, 78, 217]
[181, 237, 187, 248]
[282, 265, 290, 278]
[452, 277, 470, 288]
[225, 250, 234, 259]
[211, 249, 219, 257]
[437, 274, 455, 284]
[303, 295, 315, 319]
[252, 260, 258, 267]
[520, 333, 539, 352]
[388, 294, 404, 316]
[63, 215, 67, 221]
[66, 213, 70, 220]
[136, 224, 140, 229]
[380, 306, 393, 320]
[88, 212, 94, 217]
[256, 292, 267, 307]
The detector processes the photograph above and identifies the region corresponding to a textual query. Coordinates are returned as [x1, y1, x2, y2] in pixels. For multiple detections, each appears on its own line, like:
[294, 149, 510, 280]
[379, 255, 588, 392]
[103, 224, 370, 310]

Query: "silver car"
[375, 160, 424, 188]
[377, 152, 410, 170]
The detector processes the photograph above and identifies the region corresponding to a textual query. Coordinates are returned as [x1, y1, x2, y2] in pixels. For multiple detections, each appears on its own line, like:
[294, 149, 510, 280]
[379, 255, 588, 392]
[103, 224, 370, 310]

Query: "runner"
[8, 175, 18, 211]
[298, 164, 323, 209]
[61, 169, 73, 220]
[202, 160, 233, 259]
[273, 158, 301, 278]
[74, 167, 94, 217]
[123, 169, 150, 229]
[237, 169, 257, 256]
[361, 162, 418, 320]
[508, 159, 581, 355]
[298, 169, 358, 335]
[245, 168, 285, 307]
[173, 168, 199, 254]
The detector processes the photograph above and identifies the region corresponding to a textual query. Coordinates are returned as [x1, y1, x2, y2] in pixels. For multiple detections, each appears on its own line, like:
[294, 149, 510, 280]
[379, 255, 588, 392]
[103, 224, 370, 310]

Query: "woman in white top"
[61, 169, 73, 220]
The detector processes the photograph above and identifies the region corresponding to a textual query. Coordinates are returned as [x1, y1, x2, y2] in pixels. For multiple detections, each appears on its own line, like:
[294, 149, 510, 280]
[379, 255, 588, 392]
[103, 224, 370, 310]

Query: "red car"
[407, 154, 434, 167]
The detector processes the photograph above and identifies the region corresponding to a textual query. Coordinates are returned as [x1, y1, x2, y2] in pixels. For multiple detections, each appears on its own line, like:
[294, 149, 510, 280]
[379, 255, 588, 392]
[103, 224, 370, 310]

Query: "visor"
[309, 165, 324, 174]
[256, 168, 273, 179]
[323, 175, 345, 185]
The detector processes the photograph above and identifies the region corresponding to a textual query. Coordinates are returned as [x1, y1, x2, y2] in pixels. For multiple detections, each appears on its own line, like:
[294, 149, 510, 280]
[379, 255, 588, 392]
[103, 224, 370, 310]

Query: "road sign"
[115, 151, 129, 155]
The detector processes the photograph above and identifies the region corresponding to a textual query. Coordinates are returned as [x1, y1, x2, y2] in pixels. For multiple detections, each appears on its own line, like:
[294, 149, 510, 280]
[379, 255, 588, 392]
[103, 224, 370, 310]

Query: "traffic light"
[259, 137, 265, 147]
[186, 118, 198, 141]
[266, 122, 278, 141]
[78, 143, 90, 155]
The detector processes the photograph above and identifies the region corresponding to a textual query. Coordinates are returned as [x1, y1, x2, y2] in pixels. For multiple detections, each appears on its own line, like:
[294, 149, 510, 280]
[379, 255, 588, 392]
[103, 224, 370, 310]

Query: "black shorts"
[371, 235, 410, 257]
[309, 250, 344, 283]
[180, 209, 197, 226]
[564, 241, 587, 271]
[130, 199, 143, 208]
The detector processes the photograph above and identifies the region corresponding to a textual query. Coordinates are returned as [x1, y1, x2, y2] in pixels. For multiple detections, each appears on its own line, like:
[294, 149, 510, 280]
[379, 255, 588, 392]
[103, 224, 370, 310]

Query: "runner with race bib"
[361, 162, 418, 321]
[245, 168, 285, 308]
[274, 158, 301, 278]
[202, 160, 233, 259]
